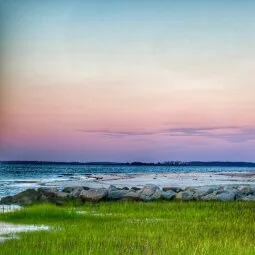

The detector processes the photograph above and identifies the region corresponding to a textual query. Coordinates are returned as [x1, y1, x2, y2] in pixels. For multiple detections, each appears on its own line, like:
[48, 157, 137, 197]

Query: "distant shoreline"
[1, 161, 255, 167]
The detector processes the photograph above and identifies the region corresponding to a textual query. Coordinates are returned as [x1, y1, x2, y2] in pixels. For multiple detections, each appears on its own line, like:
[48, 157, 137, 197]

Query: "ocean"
[1, 162, 255, 199]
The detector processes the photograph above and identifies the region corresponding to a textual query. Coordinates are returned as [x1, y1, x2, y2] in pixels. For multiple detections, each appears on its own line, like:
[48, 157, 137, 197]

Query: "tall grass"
[0, 201, 254, 255]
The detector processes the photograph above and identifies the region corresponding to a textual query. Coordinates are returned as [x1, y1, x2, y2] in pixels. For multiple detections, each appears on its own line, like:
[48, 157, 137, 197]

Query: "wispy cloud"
[78, 129, 157, 137]
[162, 126, 255, 143]
[78, 126, 255, 143]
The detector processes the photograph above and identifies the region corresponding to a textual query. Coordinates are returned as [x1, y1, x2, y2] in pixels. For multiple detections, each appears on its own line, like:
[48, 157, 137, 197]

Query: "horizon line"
[1, 160, 255, 165]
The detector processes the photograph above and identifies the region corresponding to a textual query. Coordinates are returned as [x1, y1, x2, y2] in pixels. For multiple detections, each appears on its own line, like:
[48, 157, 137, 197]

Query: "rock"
[0, 196, 14, 205]
[55, 192, 69, 199]
[184, 186, 197, 192]
[161, 190, 176, 200]
[62, 186, 90, 195]
[139, 184, 161, 201]
[107, 190, 128, 200]
[201, 192, 218, 201]
[236, 186, 255, 200]
[130, 187, 141, 191]
[38, 187, 57, 194]
[62, 187, 78, 193]
[176, 191, 194, 201]
[2, 184, 253, 205]
[162, 187, 183, 193]
[38, 194, 48, 202]
[223, 184, 238, 190]
[0, 189, 40, 205]
[37, 189, 69, 205]
[123, 191, 139, 200]
[193, 186, 216, 200]
[38, 188, 55, 197]
[223, 187, 237, 194]
[80, 188, 108, 202]
[237, 186, 254, 195]
[239, 195, 255, 201]
[108, 185, 117, 190]
[37, 188, 55, 202]
[14, 189, 40, 205]
[68, 187, 84, 199]
[216, 191, 236, 201]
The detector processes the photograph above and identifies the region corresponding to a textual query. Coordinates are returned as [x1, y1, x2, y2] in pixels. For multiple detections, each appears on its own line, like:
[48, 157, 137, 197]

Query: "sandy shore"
[42, 172, 255, 189]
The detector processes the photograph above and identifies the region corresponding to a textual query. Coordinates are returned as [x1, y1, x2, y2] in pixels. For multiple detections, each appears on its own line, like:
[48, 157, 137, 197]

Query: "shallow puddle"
[0, 205, 22, 213]
[0, 205, 49, 243]
[76, 210, 115, 216]
[0, 222, 50, 243]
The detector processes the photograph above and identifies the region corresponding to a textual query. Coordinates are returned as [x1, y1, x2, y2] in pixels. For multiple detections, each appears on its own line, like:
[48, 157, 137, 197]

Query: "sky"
[0, 0, 255, 162]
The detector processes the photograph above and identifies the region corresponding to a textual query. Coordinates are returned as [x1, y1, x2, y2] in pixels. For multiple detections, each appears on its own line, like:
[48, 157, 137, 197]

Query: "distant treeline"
[124, 161, 255, 167]
[1, 161, 255, 167]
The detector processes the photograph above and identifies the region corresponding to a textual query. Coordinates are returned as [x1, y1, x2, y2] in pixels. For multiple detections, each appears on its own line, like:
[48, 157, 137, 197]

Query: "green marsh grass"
[0, 201, 254, 255]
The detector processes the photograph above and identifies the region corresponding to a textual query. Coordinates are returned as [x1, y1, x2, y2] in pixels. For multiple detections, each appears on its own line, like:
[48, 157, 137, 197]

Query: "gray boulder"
[217, 191, 236, 201]
[80, 188, 108, 202]
[239, 195, 255, 201]
[107, 186, 140, 200]
[38, 188, 53, 195]
[163, 187, 183, 193]
[38, 194, 48, 202]
[0, 189, 40, 205]
[38, 187, 57, 193]
[161, 190, 176, 200]
[193, 186, 216, 200]
[223, 186, 238, 194]
[139, 184, 161, 201]
[55, 192, 69, 199]
[68, 187, 84, 199]
[130, 187, 141, 192]
[37, 187, 57, 198]
[223, 185, 238, 191]
[62, 186, 89, 193]
[62, 187, 74, 193]
[176, 191, 194, 201]
[38, 188, 69, 205]
[201, 192, 218, 201]
[123, 191, 139, 200]
[236, 186, 254, 195]
[107, 189, 128, 200]
[0, 196, 14, 205]
[108, 185, 117, 190]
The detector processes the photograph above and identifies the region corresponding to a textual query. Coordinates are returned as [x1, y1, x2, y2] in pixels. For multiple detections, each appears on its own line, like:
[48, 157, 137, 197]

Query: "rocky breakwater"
[0, 184, 255, 206]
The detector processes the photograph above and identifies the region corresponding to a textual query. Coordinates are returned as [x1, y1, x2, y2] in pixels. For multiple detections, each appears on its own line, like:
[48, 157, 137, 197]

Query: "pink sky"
[1, 1, 255, 161]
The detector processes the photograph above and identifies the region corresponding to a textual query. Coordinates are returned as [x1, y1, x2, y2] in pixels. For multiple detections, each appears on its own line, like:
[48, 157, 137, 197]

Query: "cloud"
[162, 126, 255, 142]
[78, 126, 255, 143]
[78, 129, 157, 137]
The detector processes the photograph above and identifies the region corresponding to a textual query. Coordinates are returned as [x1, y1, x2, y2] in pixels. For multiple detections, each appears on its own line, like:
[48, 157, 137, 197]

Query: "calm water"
[0, 162, 255, 199]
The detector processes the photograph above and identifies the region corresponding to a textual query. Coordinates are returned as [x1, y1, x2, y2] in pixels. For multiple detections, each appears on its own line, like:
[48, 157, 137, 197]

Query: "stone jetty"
[1, 184, 254, 205]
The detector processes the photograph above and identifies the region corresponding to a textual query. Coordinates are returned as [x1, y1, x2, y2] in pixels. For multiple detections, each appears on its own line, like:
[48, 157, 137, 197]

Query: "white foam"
[3, 179, 40, 183]
[8, 183, 39, 188]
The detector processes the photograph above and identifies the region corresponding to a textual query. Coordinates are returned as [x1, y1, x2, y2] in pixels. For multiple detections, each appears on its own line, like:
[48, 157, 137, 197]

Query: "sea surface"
[0, 162, 255, 199]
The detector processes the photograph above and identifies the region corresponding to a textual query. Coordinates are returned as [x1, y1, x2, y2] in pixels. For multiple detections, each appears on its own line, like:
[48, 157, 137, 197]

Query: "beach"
[42, 171, 255, 189]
